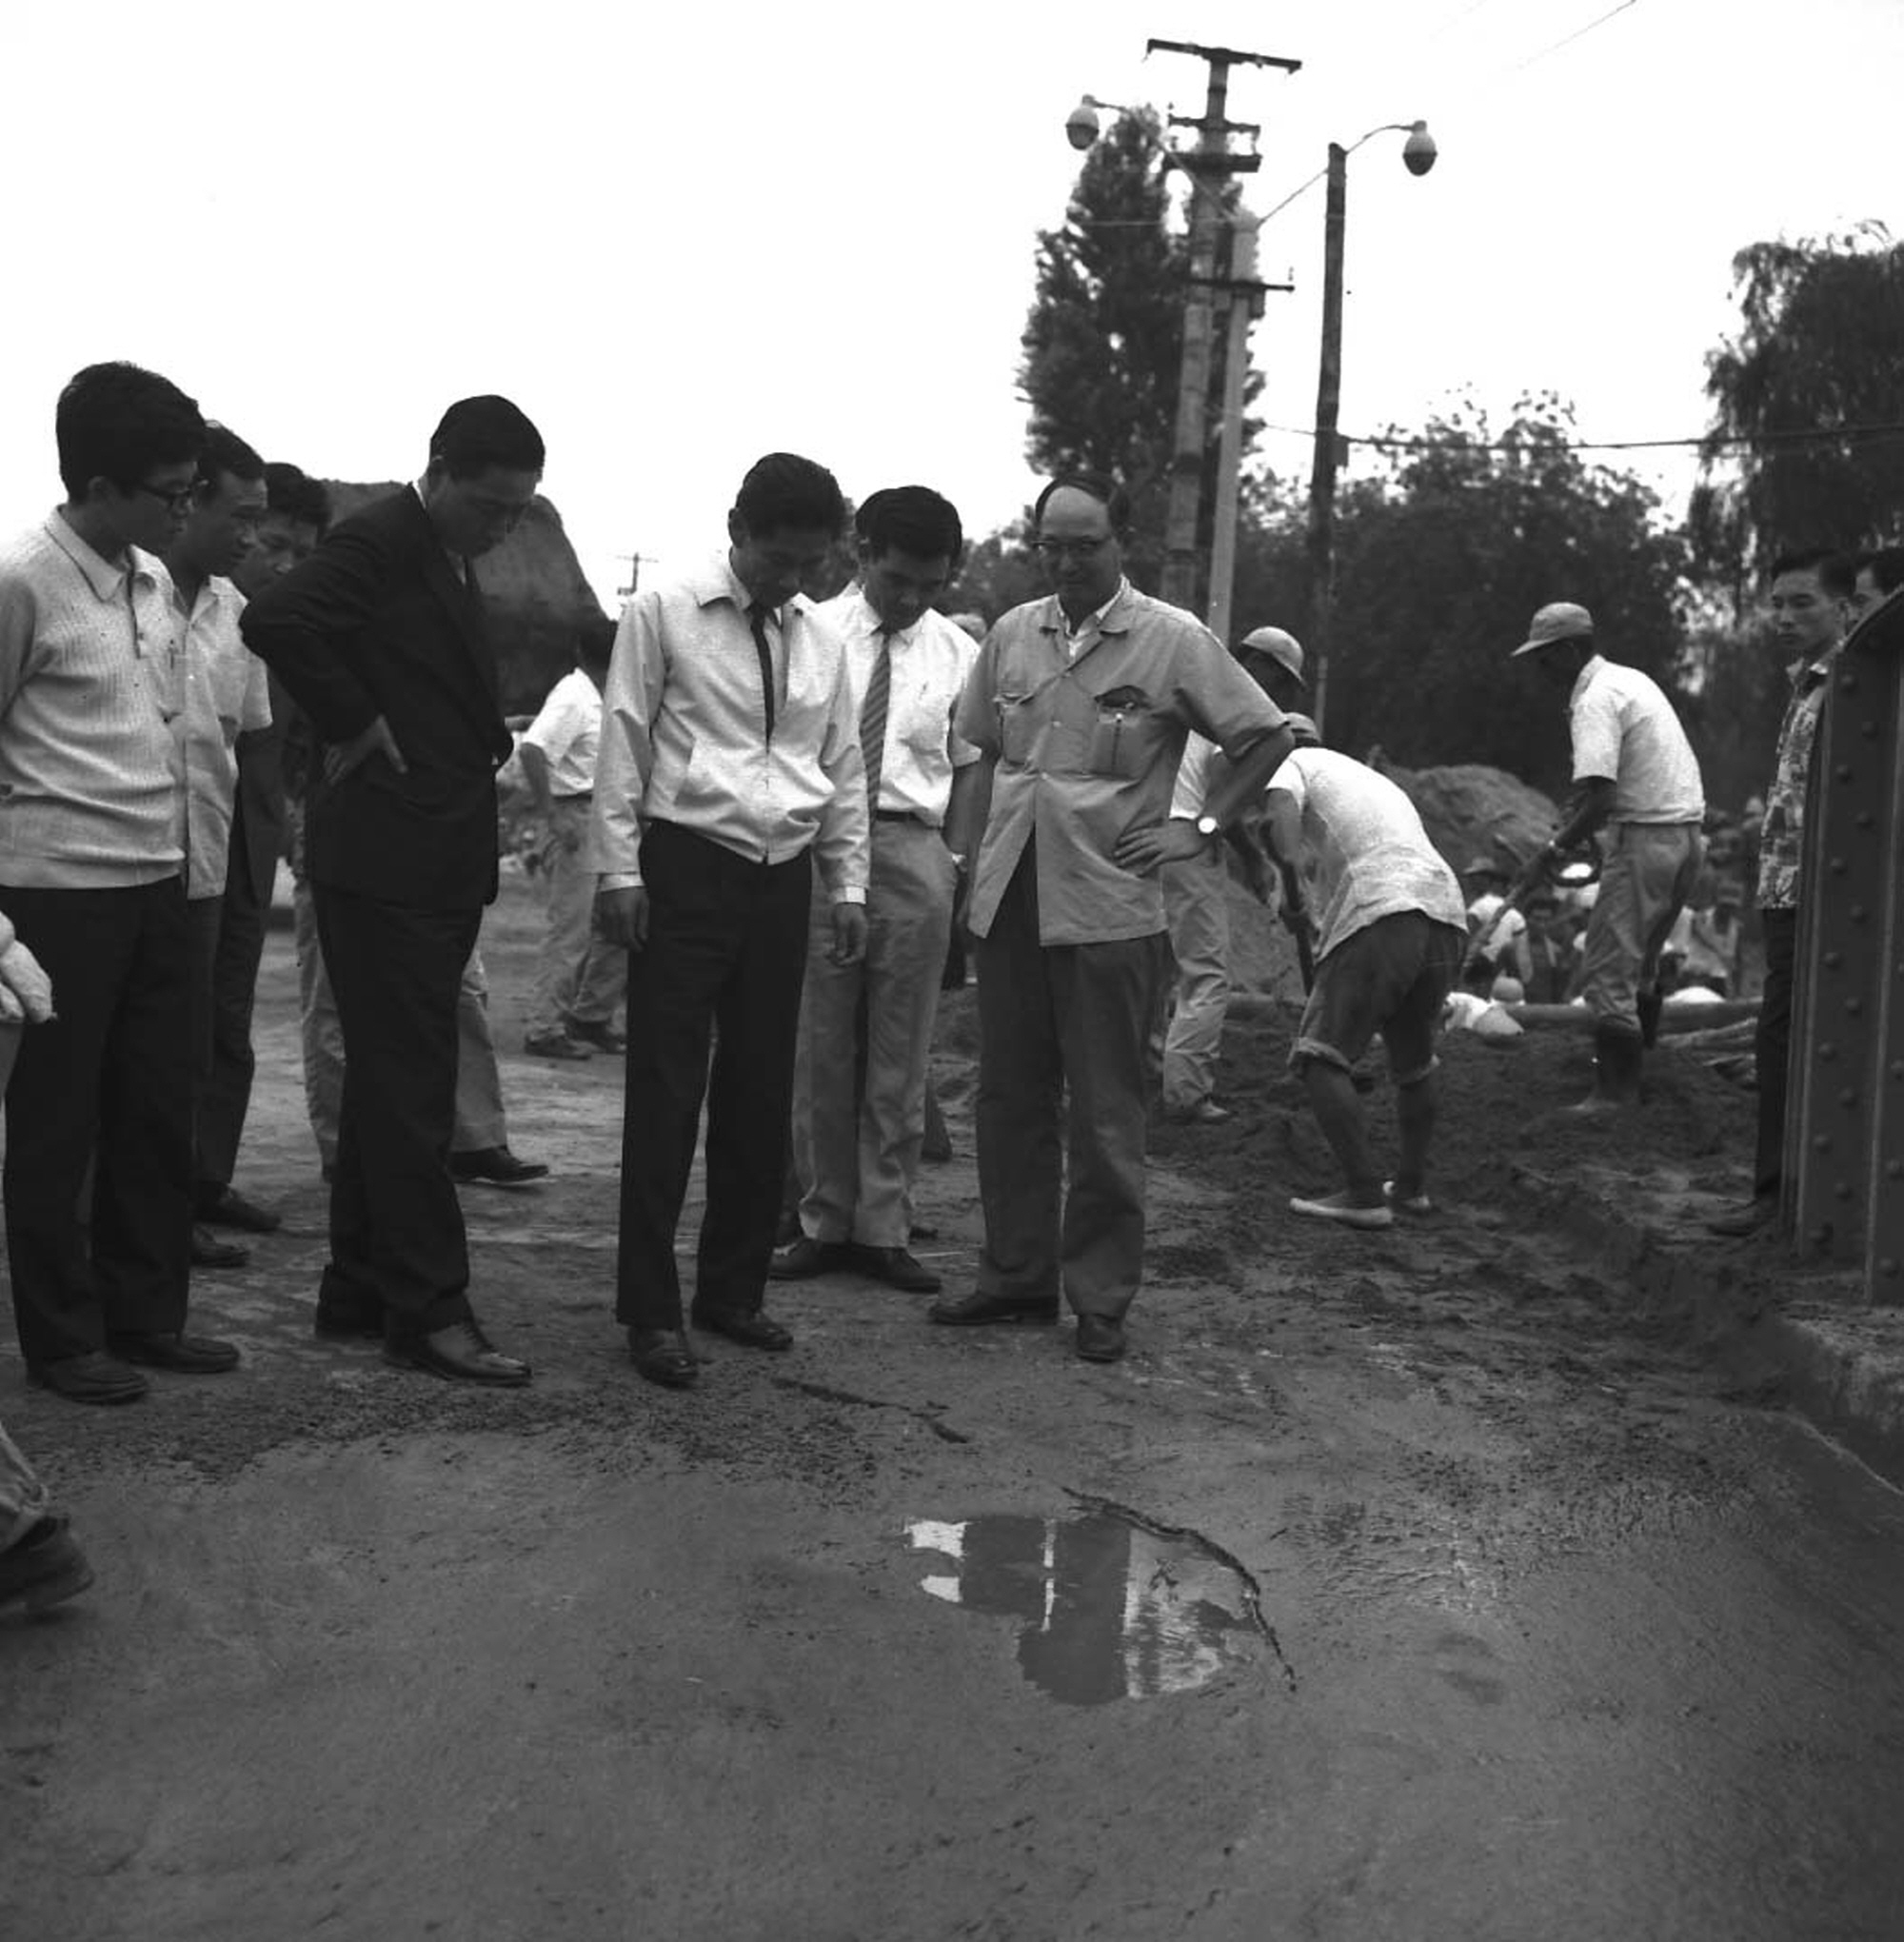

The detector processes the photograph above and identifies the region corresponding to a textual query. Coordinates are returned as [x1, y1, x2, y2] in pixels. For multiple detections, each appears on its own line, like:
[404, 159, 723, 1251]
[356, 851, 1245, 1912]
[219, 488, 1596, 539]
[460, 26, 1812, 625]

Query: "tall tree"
[1697, 228, 1904, 593]
[1018, 108, 1259, 598]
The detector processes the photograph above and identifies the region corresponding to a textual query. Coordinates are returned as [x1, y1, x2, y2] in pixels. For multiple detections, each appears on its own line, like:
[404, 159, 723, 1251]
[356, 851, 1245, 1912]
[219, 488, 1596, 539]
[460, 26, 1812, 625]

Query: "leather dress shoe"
[567, 1019, 626, 1054]
[449, 1146, 550, 1186]
[195, 1185, 282, 1233]
[191, 1224, 250, 1269]
[1075, 1315, 1127, 1363]
[525, 1029, 591, 1061]
[848, 1243, 942, 1294]
[628, 1327, 699, 1388]
[769, 1237, 848, 1280]
[690, 1305, 793, 1351]
[385, 1321, 531, 1386]
[928, 1289, 1060, 1327]
[109, 1331, 241, 1374]
[30, 1351, 149, 1405]
[0, 1515, 93, 1616]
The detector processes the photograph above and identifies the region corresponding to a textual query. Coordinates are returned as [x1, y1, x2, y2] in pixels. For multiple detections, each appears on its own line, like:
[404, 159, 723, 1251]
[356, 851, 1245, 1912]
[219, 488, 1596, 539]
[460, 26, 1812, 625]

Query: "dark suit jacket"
[240, 488, 512, 911]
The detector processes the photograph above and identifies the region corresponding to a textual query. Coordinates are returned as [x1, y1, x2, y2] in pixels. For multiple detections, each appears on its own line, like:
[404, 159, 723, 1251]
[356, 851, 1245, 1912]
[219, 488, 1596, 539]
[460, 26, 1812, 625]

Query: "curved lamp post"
[1305, 120, 1436, 736]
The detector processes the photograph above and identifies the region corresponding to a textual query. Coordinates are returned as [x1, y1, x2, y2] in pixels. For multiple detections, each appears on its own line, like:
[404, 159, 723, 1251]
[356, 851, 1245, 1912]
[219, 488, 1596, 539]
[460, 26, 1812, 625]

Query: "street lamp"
[1304, 120, 1436, 737]
[1065, 95, 1133, 151]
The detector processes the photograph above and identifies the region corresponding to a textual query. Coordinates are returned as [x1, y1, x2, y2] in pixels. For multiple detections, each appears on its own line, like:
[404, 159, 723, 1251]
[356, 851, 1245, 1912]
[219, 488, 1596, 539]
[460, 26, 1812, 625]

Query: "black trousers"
[0, 879, 192, 1365]
[616, 822, 812, 1331]
[314, 883, 482, 1337]
[195, 793, 271, 1195]
[1754, 905, 1797, 1199]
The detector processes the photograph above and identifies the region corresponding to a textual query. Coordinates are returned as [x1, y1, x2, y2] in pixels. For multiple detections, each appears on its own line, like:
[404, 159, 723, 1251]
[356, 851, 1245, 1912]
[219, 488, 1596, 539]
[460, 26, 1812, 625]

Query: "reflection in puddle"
[904, 1510, 1261, 1706]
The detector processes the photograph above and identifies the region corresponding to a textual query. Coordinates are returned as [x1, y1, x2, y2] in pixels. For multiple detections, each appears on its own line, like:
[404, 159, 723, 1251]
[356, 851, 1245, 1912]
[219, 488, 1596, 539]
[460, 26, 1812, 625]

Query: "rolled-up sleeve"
[590, 594, 666, 888]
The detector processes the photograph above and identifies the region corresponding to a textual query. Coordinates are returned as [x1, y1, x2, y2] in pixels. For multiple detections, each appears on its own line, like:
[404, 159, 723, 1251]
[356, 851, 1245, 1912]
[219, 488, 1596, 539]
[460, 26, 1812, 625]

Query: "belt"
[873, 808, 930, 824]
[554, 791, 594, 804]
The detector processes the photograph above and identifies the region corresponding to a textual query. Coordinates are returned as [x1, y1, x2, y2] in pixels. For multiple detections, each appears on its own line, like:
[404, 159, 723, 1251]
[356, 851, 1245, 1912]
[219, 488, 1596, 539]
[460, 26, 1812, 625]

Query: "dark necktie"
[747, 601, 777, 743]
[861, 631, 894, 807]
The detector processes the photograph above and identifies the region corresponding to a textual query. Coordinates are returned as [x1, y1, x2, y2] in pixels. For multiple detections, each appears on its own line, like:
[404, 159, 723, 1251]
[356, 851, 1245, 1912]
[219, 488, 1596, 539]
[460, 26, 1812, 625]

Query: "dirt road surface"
[5, 876, 1903, 1941]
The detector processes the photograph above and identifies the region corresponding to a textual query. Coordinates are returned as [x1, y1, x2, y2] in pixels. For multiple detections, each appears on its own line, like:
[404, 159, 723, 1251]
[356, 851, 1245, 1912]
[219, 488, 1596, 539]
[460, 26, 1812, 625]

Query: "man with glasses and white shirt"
[928, 473, 1294, 1365]
[0, 362, 241, 1404]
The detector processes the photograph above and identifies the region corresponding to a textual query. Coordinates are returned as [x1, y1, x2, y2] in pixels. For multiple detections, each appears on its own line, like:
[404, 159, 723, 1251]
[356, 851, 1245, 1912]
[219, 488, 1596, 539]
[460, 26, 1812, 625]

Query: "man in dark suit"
[241, 398, 542, 1385]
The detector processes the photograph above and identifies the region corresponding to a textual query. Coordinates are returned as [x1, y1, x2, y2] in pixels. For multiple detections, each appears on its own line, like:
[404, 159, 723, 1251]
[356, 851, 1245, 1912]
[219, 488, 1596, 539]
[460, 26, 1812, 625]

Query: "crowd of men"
[0, 359, 1895, 1615]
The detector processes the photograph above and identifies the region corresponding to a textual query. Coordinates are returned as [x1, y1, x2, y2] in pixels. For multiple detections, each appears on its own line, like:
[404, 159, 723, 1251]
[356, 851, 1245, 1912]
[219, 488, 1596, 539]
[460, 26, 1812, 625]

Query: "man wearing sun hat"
[1506, 601, 1704, 1111]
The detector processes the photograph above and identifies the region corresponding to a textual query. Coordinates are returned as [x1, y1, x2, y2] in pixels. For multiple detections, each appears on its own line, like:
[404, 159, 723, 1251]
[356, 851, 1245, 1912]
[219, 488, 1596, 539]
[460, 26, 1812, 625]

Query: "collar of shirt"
[171, 572, 245, 625]
[843, 585, 922, 645]
[1787, 649, 1836, 692]
[688, 552, 814, 634]
[44, 509, 163, 603]
[1055, 576, 1133, 643]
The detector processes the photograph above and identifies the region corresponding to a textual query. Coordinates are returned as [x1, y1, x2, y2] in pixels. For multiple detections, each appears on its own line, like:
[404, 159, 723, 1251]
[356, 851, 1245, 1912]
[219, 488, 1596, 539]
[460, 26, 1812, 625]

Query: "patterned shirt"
[1756, 653, 1835, 911]
[0, 512, 185, 888]
[956, 582, 1285, 945]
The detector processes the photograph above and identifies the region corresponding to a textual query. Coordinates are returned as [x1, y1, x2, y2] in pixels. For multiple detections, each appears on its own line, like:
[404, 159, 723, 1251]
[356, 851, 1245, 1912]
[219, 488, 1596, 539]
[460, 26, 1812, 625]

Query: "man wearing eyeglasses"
[243, 397, 544, 1387]
[0, 362, 245, 1404]
[929, 473, 1294, 1364]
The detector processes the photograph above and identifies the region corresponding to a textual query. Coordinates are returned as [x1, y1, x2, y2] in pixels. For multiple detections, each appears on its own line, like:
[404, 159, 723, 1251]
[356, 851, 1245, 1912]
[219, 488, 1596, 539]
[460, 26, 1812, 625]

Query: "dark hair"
[1857, 545, 1904, 597]
[1770, 547, 1856, 600]
[261, 461, 331, 533]
[732, 453, 845, 538]
[577, 610, 616, 672]
[195, 423, 266, 493]
[428, 395, 545, 478]
[56, 361, 206, 499]
[1033, 471, 1131, 533]
[856, 485, 963, 565]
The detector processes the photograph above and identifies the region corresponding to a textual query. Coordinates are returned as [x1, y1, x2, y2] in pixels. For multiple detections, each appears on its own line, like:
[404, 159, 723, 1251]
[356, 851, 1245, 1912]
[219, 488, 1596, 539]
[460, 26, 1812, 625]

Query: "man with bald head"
[930, 474, 1294, 1363]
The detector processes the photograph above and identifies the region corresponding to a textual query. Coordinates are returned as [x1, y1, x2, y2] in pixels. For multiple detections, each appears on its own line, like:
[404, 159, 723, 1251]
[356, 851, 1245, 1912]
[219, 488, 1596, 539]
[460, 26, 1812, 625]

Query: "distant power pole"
[1149, 37, 1300, 618]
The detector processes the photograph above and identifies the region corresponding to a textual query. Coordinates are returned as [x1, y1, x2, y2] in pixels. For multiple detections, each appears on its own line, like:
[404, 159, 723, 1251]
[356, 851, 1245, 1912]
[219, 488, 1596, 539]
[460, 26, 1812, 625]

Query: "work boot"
[1566, 1022, 1643, 1115]
[1636, 986, 1665, 1050]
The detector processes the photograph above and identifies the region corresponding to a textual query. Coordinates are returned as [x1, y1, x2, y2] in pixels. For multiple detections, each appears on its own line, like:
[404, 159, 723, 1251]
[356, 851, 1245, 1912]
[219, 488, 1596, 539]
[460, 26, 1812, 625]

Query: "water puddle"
[904, 1501, 1274, 1706]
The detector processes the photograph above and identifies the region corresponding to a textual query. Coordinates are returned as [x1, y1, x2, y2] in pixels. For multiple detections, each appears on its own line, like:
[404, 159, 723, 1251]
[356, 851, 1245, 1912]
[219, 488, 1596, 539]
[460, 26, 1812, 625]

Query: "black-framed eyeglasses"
[1031, 535, 1114, 561]
[130, 480, 198, 514]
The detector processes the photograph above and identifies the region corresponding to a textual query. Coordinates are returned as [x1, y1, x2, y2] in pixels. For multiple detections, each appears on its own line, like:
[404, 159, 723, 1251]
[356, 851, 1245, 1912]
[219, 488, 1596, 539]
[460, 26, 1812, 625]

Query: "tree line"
[947, 114, 1904, 810]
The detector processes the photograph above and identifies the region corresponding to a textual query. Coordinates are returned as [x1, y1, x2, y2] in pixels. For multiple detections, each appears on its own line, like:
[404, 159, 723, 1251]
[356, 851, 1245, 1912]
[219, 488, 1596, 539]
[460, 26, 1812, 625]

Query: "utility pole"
[1149, 37, 1299, 617]
[1305, 143, 1349, 735]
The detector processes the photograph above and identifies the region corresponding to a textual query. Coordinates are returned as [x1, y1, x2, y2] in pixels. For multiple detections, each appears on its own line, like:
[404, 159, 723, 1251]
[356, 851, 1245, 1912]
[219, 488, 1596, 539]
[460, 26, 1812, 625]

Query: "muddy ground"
[4, 875, 1902, 1942]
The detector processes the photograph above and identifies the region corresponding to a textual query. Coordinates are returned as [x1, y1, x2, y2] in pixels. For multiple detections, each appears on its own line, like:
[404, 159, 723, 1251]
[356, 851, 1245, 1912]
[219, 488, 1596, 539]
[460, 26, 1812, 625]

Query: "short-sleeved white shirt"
[1267, 748, 1468, 961]
[178, 576, 271, 898]
[522, 667, 604, 798]
[1567, 654, 1704, 824]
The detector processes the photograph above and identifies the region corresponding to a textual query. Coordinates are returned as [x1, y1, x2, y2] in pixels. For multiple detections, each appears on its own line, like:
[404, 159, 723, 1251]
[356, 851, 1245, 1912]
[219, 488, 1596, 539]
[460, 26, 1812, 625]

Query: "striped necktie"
[861, 630, 894, 807]
[747, 601, 777, 742]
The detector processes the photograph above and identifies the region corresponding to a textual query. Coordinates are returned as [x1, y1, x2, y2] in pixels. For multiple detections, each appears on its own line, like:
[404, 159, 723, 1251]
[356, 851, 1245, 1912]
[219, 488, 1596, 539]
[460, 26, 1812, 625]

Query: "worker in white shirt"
[772, 486, 981, 1296]
[1506, 602, 1705, 1111]
[520, 615, 625, 1060]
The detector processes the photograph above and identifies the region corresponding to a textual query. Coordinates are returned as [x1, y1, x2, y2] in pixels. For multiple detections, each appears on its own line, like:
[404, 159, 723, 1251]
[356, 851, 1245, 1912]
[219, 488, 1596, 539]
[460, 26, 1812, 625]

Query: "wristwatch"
[1195, 812, 1220, 839]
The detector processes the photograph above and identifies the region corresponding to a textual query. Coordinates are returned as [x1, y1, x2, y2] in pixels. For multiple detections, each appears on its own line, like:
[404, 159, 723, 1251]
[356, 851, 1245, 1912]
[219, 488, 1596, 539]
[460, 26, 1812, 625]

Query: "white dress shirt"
[177, 575, 271, 899]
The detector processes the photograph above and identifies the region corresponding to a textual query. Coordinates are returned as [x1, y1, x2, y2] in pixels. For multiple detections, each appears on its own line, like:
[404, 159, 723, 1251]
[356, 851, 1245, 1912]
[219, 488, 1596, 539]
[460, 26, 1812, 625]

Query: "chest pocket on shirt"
[1084, 685, 1164, 780]
[897, 682, 953, 756]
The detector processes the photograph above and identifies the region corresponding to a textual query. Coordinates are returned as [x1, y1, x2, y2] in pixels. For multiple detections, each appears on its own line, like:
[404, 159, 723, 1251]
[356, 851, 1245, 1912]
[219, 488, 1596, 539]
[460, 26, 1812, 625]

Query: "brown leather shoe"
[768, 1237, 848, 1280]
[195, 1185, 282, 1233]
[191, 1224, 250, 1269]
[109, 1332, 241, 1374]
[690, 1305, 793, 1351]
[385, 1321, 531, 1386]
[628, 1328, 699, 1388]
[847, 1243, 942, 1294]
[928, 1289, 1060, 1326]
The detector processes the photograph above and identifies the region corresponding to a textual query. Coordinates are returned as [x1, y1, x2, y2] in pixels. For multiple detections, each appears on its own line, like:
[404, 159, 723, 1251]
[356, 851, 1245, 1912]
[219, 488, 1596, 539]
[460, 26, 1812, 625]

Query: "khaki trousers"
[1580, 822, 1704, 1037]
[526, 794, 625, 1037]
[1160, 847, 1231, 1113]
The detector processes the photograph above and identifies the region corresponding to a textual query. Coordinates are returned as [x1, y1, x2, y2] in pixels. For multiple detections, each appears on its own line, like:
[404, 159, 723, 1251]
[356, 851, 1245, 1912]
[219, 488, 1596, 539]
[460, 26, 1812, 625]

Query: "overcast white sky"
[1, 0, 1896, 609]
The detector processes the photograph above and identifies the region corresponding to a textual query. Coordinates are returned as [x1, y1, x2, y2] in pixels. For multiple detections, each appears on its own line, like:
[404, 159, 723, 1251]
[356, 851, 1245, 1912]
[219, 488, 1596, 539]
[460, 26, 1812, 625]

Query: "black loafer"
[448, 1147, 550, 1186]
[190, 1224, 250, 1269]
[768, 1237, 848, 1280]
[628, 1327, 699, 1388]
[690, 1305, 793, 1351]
[848, 1243, 942, 1294]
[0, 1516, 93, 1616]
[109, 1332, 241, 1374]
[195, 1185, 283, 1234]
[30, 1351, 149, 1405]
[567, 1020, 626, 1054]
[385, 1320, 531, 1386]
[1075, 1315, 1127, 1363]
[928, 1289, 1060, 1327]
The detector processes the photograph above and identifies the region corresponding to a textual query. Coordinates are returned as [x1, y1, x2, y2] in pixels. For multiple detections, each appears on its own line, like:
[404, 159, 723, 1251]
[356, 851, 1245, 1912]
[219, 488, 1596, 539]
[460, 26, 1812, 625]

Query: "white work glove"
[0, 939, 55, 1023]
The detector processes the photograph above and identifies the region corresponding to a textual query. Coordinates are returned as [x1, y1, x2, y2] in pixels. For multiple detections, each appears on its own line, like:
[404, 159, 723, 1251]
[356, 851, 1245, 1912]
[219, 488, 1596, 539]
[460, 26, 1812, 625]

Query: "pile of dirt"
[1376, 758, 1559, 876]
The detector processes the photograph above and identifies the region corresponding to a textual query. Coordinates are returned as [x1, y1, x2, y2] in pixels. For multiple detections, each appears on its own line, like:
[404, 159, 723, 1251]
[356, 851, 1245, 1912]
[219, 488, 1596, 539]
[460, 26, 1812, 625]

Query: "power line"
[1262, 420, 1904, 455]
[1500, 0, 1640, 76]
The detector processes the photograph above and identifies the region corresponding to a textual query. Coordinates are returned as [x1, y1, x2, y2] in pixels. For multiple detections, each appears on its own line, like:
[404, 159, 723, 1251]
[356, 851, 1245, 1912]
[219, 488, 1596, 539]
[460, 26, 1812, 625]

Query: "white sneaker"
[1289, 1193, 1394, 1230]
